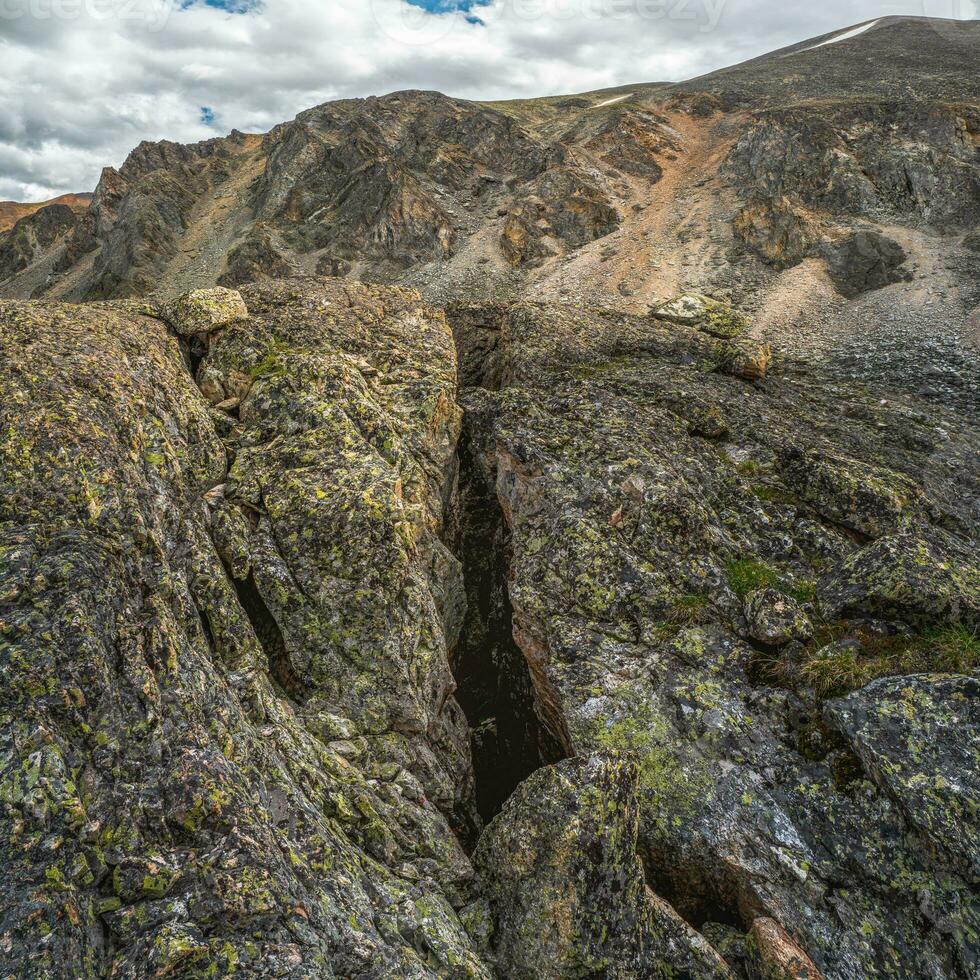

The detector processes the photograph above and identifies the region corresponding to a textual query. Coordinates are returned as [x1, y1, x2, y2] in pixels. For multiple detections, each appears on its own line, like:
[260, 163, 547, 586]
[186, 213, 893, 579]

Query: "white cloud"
[0, 0, 953, 200]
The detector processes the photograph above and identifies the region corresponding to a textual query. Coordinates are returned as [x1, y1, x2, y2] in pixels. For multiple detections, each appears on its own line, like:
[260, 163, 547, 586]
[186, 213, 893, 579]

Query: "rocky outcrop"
[83, 168, 202, 298]
[0, 280, 488, 977]
[473, 754, 730, 979]
[732, 196, 824, 271]
[249, 90, 618, 279]
[497, 172, 619, 268]
[6, 90, 628, 301]
[0, 276, 977, 977]
[218, 223, 298, 288]
[821, 526, 980, 627]
[562, 105, 680, 182]
[821, 230, 911, 297]
[725, 100, 979, 290]
[450, 294, 980, 978]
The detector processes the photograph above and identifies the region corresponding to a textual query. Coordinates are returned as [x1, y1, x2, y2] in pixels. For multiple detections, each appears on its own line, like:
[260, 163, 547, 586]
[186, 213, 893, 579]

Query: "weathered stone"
[750, 917, 822, 980]
[778, 445, 922, 538]
[163, 286, 248, 337]
[732, 196, 823, 270]
[651, 293, 749, 338]
[0, 282, 488, 978]
[744, 588, 813, 646]
[822, 526, 980, 626]
[473, 754, 730, 980]
[826, 674, 980, 880]
[822, 230, 911, 298]
[451, 289, 980, 979]
[723, 338, 772, 380]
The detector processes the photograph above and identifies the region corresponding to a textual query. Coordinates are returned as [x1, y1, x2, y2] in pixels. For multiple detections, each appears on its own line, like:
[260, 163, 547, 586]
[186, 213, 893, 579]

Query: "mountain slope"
[670, 15, 980, 106]
[0, 192, 92, 233]
[1, 17, 975, 358]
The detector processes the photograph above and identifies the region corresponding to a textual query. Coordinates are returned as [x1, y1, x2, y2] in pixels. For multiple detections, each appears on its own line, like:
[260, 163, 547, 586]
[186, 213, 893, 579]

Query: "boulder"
[825, 674, 980, 880]
[821, 230, 911, 298]
[722, 338, 772, 380]
[651, 293, 749, 339]
[163, 286, 248, 337]
[732, 196, 823, 270]
[822, 526, 980, 627]
[744, 588, 813, 646]
[472, 754, 730, 979]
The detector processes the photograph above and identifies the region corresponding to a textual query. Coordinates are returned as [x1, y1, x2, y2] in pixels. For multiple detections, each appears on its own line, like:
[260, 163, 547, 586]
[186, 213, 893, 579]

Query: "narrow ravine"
[448, 411, 569, 824]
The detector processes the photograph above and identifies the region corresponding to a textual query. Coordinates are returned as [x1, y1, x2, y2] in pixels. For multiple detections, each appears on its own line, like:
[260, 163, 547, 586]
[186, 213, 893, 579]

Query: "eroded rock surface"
[0, 280, 488, 978]
[0, 273, 977, 977]
[473, 754, 730, 979]
[450, 297, 979, 978]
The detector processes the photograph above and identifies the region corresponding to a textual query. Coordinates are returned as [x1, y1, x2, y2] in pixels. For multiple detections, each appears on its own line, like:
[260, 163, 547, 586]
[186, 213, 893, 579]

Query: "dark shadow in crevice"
[230, 570, 306, 703]
[186, 335, 208, 378]
[642, 850, 750, 933]
[450, 416, 569, 825]
[193, 593, 218, 657]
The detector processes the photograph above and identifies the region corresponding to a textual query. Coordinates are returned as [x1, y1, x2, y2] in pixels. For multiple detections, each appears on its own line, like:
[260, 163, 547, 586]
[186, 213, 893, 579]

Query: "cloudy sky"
[0, 0, 974, 199]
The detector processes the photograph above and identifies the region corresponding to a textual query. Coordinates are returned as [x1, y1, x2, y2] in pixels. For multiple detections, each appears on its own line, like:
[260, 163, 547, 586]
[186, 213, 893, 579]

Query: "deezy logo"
[369, 0, 728, 47]
[0, 0, 172, 30]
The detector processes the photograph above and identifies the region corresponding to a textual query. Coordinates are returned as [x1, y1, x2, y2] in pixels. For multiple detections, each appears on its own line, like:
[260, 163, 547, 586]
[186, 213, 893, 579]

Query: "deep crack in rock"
[449, 415, 569, 824]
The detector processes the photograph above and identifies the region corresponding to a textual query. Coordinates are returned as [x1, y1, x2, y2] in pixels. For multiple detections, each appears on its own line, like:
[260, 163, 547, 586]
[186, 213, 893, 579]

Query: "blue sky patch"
[181, 0, 261, 13]
[406, 0, 491, 15]
[200, 106, 216, 125]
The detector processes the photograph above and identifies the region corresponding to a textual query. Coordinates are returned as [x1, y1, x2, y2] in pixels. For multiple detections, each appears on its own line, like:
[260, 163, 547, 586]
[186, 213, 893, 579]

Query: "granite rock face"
[0, 280, 488, 978]
[473, 754, 730, 979]
[449, 297, 979, 979]
[0, 278, 978, 977]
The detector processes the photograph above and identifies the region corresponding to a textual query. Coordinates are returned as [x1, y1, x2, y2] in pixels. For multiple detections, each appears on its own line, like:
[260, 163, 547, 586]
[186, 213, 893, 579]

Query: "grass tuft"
[725, 558, 816, 604]
[800, 624, 979, 698]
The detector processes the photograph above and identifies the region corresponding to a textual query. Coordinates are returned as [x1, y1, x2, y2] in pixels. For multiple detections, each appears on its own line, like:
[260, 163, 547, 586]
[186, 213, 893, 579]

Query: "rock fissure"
[227, 568, 305, 703]
[449, 415, 570, 825]
[1, 154, 979, 976]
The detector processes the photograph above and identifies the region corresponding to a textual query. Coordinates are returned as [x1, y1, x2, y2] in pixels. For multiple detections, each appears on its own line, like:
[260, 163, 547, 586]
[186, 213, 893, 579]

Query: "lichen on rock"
[0, 283, 488, 978]
[163, 285, 249, 337]
[1, 272, 978, 978]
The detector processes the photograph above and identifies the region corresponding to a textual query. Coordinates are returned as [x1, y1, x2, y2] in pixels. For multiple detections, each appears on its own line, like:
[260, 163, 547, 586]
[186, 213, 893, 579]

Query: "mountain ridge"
[0, 192, 93, 232]
[4, 12, 973, 412]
